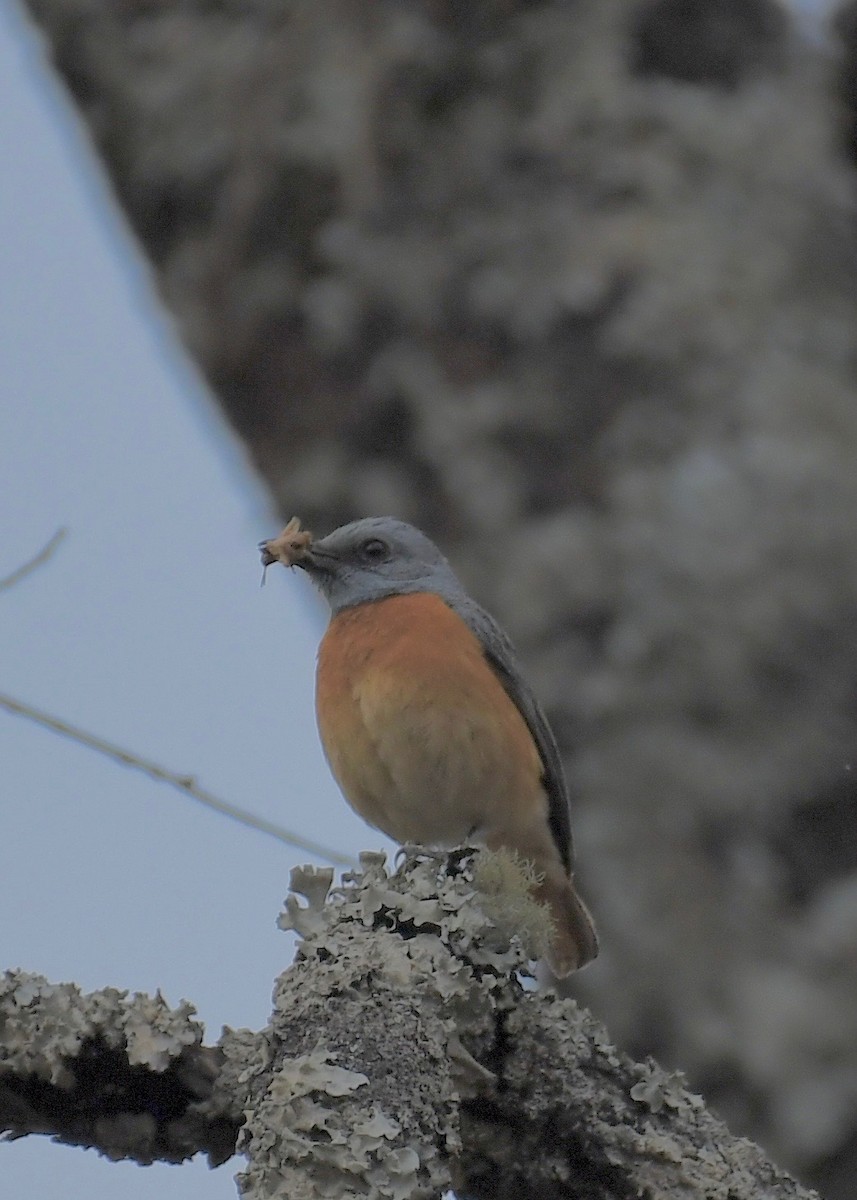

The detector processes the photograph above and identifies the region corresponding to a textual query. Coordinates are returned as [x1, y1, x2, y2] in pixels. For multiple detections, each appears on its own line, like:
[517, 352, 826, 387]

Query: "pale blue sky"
[0, 4, 394, 1196]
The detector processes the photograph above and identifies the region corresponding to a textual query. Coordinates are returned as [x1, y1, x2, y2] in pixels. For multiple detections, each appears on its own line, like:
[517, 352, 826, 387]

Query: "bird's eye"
[360, 538, 389, 562]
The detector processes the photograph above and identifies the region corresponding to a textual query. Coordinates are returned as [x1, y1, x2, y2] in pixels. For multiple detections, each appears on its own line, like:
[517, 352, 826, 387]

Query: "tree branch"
[0, 691, 355, 867]
[0, 528, 66, 593]
[2, 853, 819, 1199]
[0, 971, 240, 1165]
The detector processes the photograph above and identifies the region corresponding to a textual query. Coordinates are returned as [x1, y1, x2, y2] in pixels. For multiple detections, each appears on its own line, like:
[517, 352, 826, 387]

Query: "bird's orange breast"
[315, 592, 545, 847]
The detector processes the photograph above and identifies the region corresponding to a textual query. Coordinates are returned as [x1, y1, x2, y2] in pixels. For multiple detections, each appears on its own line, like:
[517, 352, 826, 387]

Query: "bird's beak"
[294, 542, 336, 575]
[292, 545, 316, 571]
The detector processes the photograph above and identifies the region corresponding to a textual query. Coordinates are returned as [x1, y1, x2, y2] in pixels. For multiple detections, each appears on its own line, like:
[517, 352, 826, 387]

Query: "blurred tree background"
[19, 0, 857, 1193]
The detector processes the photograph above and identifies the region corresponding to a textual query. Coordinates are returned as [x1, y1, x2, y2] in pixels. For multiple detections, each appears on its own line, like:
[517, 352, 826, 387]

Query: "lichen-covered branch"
[0, 971, 240, 1165]
[2, 854, 818, 1198]
[238, 853, 820, 1200]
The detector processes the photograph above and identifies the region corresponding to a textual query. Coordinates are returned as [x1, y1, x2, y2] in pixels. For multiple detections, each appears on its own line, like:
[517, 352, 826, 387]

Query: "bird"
[261, 516, 598, 975]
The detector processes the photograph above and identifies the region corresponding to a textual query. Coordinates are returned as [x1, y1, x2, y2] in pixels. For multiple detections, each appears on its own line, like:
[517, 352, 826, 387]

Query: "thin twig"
[0, 691, 357, 868]
[0, 528, 68, 593]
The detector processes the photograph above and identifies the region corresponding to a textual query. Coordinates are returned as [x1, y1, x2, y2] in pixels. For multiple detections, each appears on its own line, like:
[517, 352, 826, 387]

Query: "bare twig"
[0, 691, 357, 867]
[0, 528, 67, 593]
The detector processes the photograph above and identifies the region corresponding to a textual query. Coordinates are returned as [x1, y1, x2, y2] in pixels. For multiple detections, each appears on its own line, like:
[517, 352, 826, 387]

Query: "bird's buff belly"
[315, 595, 545, 847]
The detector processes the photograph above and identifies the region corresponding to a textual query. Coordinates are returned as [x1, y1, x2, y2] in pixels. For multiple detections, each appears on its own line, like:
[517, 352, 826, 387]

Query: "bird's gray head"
[297, 517, 465, 613]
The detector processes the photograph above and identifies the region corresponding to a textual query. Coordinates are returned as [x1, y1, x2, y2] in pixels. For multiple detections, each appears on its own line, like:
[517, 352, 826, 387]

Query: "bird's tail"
[536, 868, 599, 977]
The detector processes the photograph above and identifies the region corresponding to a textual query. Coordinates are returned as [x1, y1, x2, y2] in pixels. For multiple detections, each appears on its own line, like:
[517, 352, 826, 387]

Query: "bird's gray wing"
[453, 596, 574, 872]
